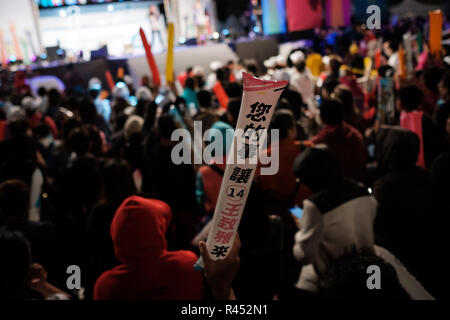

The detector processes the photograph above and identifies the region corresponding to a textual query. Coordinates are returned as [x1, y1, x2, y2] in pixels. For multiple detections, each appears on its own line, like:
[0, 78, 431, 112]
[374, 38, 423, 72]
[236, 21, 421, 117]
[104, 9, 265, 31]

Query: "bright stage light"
[59, 9, 67, 17]
[222, 29, 230, 36]
[178, 37, 186, 44]
[107, 4, 114, 12]
[213, 32, 219, 39]
[9, 56, 17, 63]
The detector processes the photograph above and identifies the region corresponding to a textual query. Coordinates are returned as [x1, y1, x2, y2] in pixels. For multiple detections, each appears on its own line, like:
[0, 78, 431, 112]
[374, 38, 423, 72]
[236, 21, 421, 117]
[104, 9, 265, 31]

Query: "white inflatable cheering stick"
[195, 72, 288, 269]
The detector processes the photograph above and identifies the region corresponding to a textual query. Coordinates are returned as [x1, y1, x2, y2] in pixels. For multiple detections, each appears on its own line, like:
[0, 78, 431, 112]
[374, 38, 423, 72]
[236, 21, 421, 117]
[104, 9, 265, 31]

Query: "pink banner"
[286, 0, 322, 32]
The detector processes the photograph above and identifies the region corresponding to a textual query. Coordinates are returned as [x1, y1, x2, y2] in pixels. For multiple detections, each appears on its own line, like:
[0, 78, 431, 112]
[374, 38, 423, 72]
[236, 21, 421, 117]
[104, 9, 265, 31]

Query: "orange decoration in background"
[429, 10, 443, 60]
[117, 67, 124, 79]
[398, 46, 406, 80]
[105, 70, 116, 91]
[0, 31, 7, 68]
[9, 23, 23, 61]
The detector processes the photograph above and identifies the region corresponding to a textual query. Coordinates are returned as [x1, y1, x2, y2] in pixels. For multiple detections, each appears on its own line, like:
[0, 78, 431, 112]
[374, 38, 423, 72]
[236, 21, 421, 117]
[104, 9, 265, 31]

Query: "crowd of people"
[0, 16, 449, 300]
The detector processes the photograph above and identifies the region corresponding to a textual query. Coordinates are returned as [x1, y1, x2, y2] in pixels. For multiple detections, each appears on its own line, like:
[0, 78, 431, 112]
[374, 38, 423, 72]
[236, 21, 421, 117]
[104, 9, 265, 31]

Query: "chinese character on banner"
[243, 123, 265, 140]
[214, 230, 233, 244]
[222, 202, 242, 216]
[217, 216, 239, 230]
[230, 167, 253, 184]
[246, 102, 272, 122]
[211, 245, 229, 258]
[238, 143, 257, 160]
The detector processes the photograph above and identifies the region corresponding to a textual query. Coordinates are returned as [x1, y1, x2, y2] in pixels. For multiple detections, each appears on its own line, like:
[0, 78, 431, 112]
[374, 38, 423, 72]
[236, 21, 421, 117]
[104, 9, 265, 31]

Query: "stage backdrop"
[286, 0, 322, 32]
[262, 0, 287, 35]
[0, 0, 43, 64]
[326, 0, 351, 28]
[38, 1, 165, 59]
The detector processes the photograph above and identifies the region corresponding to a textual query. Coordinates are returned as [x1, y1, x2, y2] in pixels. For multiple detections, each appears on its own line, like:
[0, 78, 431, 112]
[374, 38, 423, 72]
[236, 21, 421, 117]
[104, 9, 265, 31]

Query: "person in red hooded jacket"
[93, 195, 203, 300]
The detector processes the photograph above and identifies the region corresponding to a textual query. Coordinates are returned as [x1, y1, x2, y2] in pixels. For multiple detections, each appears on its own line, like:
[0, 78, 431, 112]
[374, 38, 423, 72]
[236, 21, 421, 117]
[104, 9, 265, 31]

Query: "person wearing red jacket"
[311, 99, 367, 183]
[94, 196, 203, 300]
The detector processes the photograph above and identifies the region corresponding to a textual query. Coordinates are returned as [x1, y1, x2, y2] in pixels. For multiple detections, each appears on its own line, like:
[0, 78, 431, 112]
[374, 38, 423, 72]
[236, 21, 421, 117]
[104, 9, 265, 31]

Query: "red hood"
[110, 196, 172, 264]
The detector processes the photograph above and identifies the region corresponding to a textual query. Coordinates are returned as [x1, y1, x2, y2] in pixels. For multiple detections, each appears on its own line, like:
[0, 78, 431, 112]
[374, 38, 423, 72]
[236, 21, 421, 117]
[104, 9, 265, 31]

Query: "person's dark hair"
[194, 74, 205, 89]
[60, 117, 82, 143]
[334, 85, 360, 121]
[197, 90, 212, 109]
[320, 98, 344, 125]
[0, 180, 30, 225]
[0, 229, 31, 300]
[85, 124, 104, 157]
[423, 67, 443, 95]
[293, 147, 343, 193]
[225, 82, 243, 98]
[296, 61, 306, 73]
[246, 62, 259, 76]
[387, 41, 399, 53]
[280, 89, 304, 120]
[398, 85, 423, 111]
[321, 247, 409, 299]
[216, 67, 229, 83]
[32, 120, 51, 140]
[47, 89, 61, 107]
[185, 77, 195, 90]
[69, 126, 90, 156]
[136, 99, 149, 117]
[113, 113, 129, 133]
[157, 114, 179, 140]
[270, 109, 296, 140]
[329, 58, 342, 77]
[226, 98, 241, 127]
[100, 159, 136, 207]
[8, 119, 29, 138]
[37, 87, 47, 97]
[78, 99, 99, 125]
[0, 108, 6, 121]
[375, 127, 420, 175]
[88, 88, 101, 100]
[322, 78, 340, 96]
[111, 97, 129, 126]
